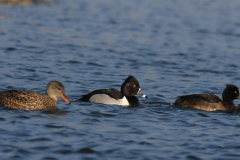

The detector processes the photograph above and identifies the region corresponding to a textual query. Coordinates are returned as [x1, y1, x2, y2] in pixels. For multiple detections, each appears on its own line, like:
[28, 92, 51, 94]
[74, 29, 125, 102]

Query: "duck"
[79, 76, 148, 107]
[173, 84, 240, 111]
[0, 81, 71, 110]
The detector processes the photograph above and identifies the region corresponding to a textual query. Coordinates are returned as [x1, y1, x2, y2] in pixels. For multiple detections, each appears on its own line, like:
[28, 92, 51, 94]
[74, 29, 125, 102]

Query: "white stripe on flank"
[89, 94, 130, 106]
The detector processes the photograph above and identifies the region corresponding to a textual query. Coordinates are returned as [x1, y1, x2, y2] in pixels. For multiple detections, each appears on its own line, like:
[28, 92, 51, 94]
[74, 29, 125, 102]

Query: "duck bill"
[238, 95, 240, 99]
[137, 88, 148, 99]
[60, 95, 71, 104]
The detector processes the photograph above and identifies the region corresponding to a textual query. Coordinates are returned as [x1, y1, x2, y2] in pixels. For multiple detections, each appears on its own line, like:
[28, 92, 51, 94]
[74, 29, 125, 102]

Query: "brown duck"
[0, 81, 71, 110]
[174, 85, 240, 112]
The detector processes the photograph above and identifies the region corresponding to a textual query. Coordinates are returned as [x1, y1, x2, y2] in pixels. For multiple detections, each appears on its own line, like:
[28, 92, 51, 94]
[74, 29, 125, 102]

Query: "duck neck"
[222, 101, 236, 110]
[43, 94, 58, 107]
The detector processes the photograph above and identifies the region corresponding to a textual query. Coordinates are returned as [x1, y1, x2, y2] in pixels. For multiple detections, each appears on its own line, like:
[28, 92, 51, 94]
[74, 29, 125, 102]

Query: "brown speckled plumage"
[0, 81, 70, 110]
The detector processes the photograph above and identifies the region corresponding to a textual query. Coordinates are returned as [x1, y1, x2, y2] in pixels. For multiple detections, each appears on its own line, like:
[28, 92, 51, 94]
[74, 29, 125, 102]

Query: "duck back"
[0, 90, 57, 110]
[80, 88, 124, 101]
[174, 94, 233, 111]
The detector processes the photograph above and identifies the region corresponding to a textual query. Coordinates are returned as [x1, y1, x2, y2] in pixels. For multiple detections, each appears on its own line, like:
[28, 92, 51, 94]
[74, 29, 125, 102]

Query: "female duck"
[174, 85, 240, 111]
[0, 81, 71, 110]
[79, 76, 148, 107]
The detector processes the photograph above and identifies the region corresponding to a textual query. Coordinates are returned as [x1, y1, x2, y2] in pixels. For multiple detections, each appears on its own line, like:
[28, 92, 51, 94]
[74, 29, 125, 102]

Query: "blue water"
[1, 0, 240, 159]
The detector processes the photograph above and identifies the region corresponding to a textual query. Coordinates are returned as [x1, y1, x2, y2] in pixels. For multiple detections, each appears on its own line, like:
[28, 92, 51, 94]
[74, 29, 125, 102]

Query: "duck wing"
[80, 88, 124, 101]
[174, 94, 224, 111]
[0, 90, 43, 110]
[177, 94, 222, 103]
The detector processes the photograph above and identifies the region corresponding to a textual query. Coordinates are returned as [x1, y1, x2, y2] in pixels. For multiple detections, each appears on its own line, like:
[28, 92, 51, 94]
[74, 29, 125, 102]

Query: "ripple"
[42, 156, 58, 160]
[77, 148, 96, 154]
[89, 111, 116, 117]
[55, 149, 73, 154]
[5, 47, 17, 52]
[87, 62, 106, 67]
[28, 137, 51, 142]
[139, 141, 152, 145]
[14, 115, 31, 119]
[45, 124, 64, 129]
[17, 149, 32, 154]
[197, 113, 209, 117]
[66, 60, 82, 64]
[186, 155, 202, 160]
[33, 146, 50, 150]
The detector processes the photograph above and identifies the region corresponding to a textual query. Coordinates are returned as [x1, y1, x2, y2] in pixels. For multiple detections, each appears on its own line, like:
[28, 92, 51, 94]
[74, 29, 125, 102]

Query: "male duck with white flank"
[79, 76, 148, 107]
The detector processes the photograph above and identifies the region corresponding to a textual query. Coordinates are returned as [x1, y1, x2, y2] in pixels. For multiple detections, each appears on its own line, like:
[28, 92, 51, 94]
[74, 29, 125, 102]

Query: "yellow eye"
[133, 85, 136, 87]
[235, 91, 237, 93]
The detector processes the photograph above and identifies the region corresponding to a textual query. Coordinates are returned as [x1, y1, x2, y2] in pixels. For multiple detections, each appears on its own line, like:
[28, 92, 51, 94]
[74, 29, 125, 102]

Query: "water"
[0, 0, 240, 159]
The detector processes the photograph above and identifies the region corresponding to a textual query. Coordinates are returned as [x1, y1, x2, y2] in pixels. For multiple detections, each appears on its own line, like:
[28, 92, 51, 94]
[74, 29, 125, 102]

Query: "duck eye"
[133, 85, 136, 87]
[235, 91, 237, 94]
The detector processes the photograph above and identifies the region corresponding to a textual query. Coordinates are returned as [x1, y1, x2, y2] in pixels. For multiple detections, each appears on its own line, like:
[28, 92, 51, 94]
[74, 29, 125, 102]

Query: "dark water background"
[1, 0, 240, 159]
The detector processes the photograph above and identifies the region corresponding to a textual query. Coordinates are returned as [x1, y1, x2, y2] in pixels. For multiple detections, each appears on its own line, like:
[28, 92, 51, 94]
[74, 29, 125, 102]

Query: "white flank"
[89, 94, 130, 106]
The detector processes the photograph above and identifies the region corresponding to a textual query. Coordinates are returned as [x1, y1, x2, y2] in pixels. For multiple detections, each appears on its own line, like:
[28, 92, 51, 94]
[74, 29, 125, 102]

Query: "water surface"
[1, 0, 240, 159]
